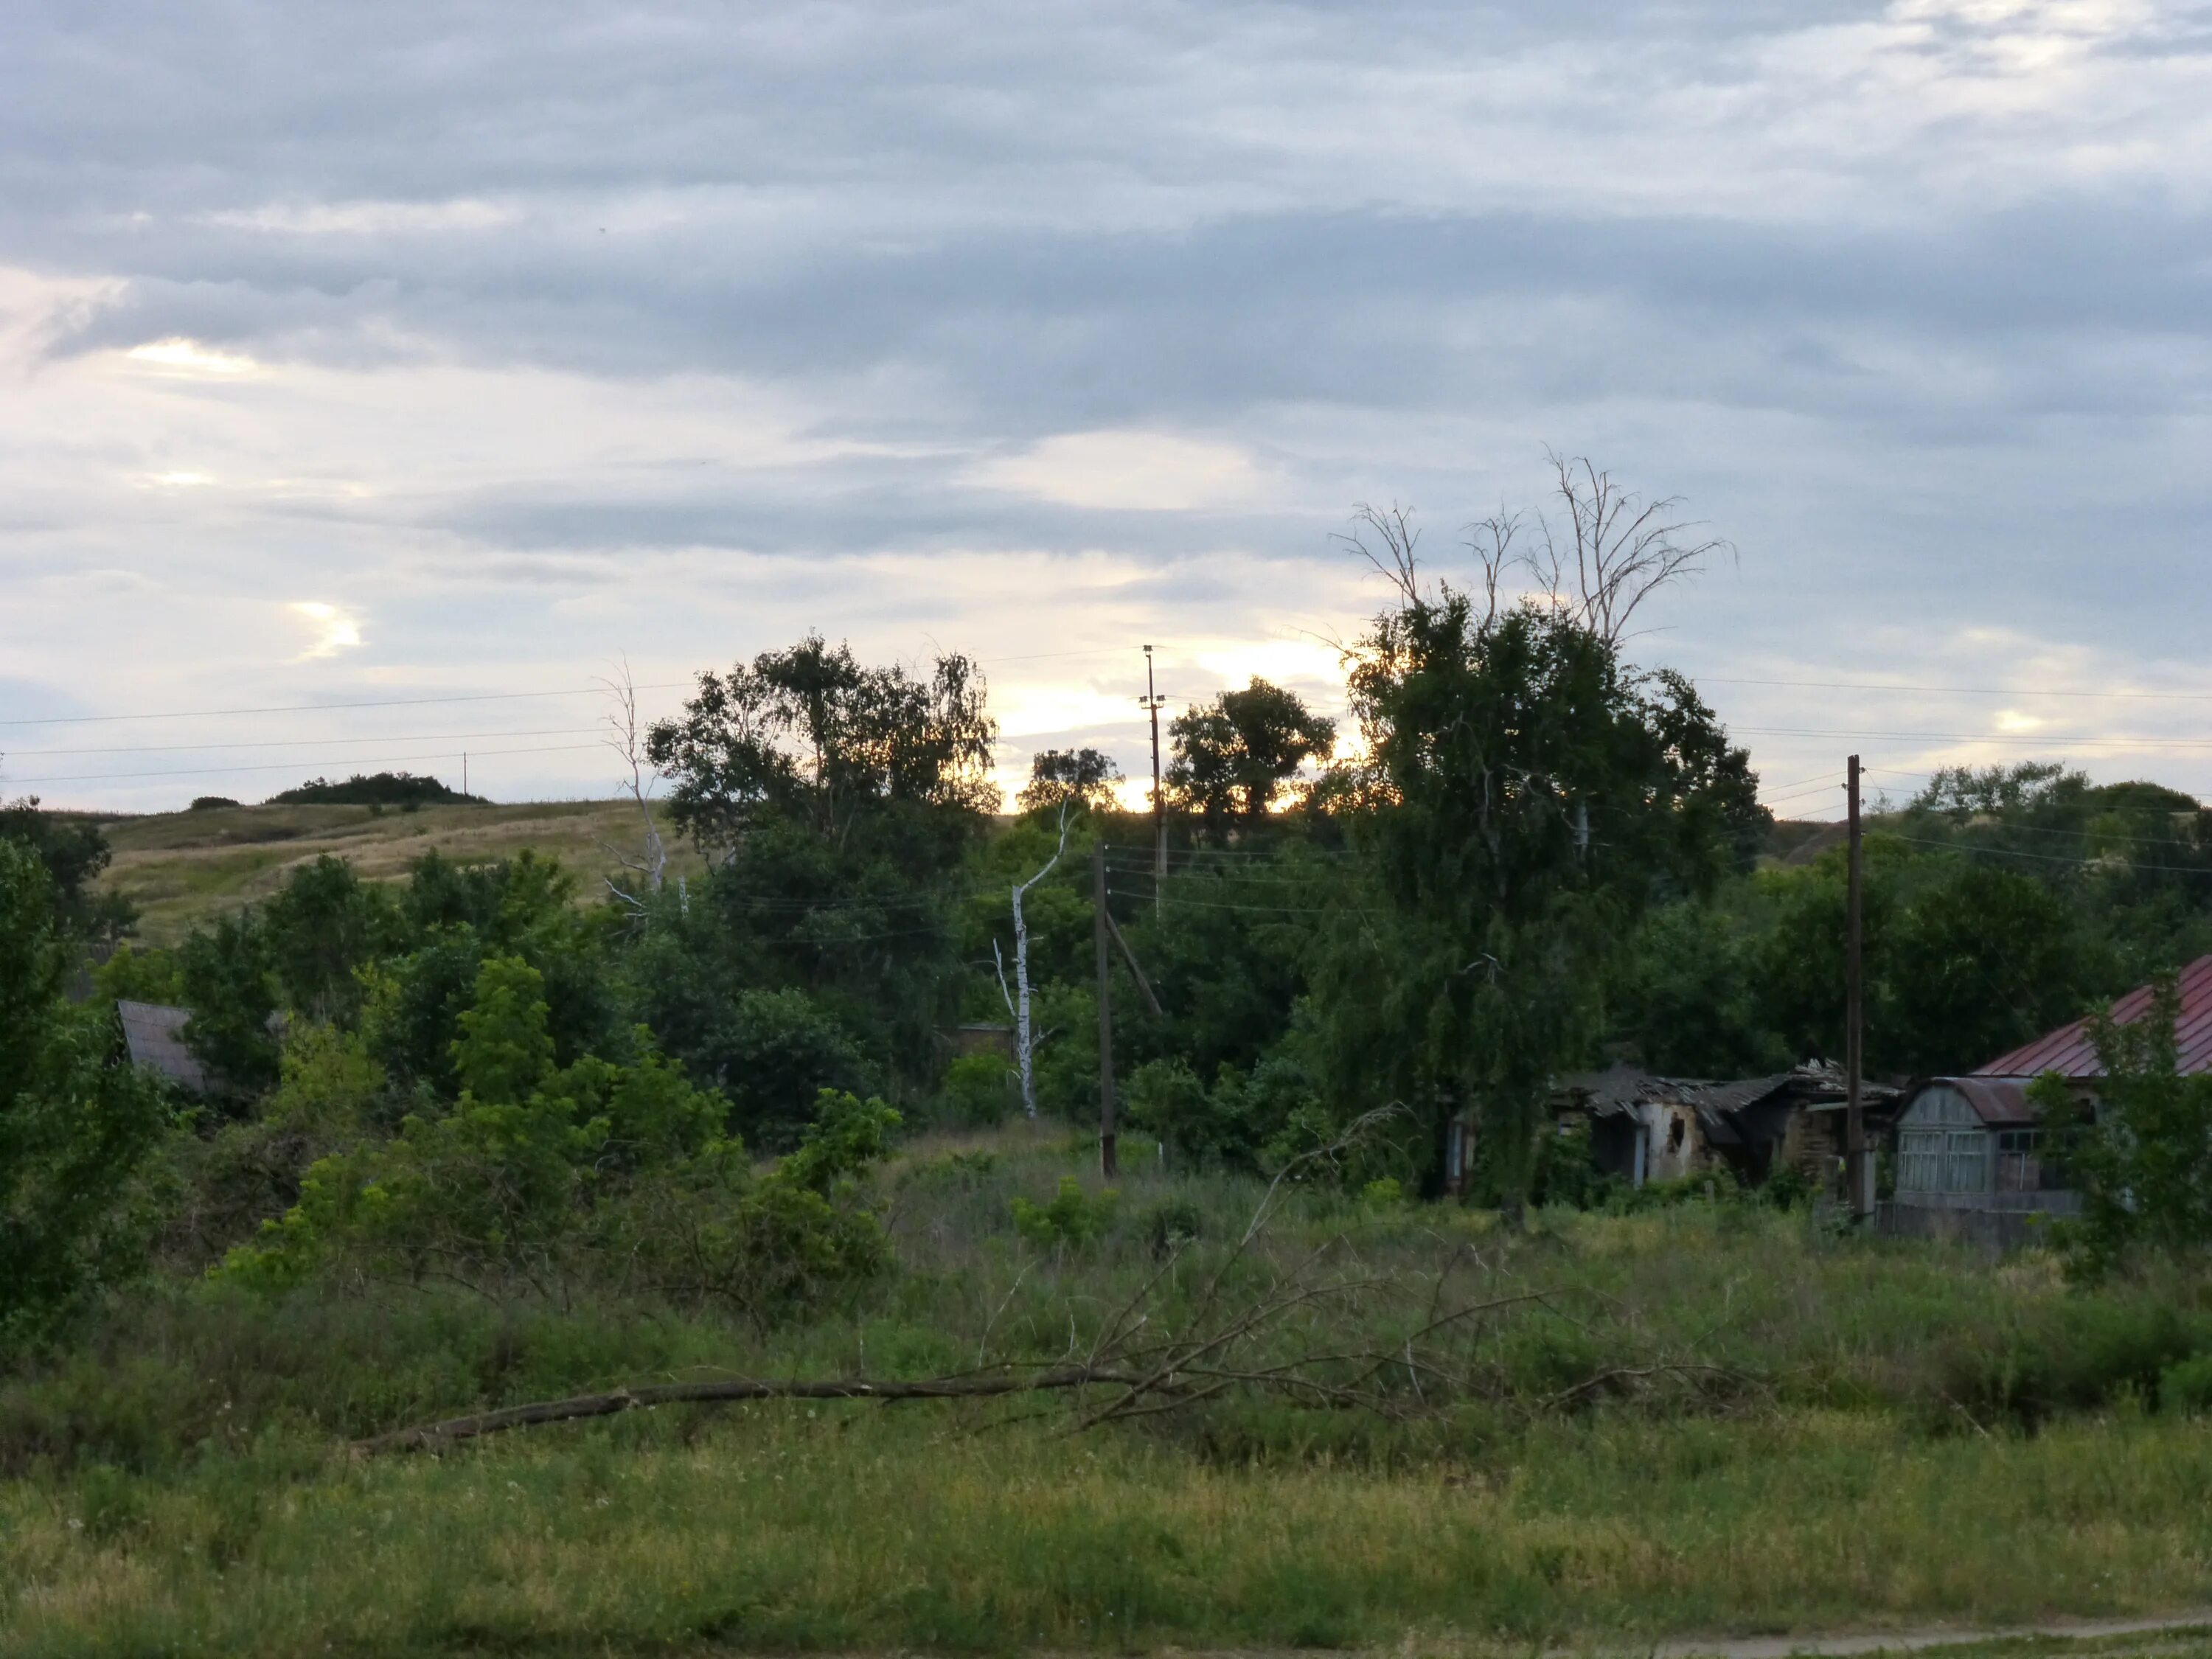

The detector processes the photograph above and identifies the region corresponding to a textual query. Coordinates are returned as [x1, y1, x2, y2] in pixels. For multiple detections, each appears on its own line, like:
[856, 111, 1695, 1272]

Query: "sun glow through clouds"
[290, 602, 364, 660]
[125, 338, 257, 375]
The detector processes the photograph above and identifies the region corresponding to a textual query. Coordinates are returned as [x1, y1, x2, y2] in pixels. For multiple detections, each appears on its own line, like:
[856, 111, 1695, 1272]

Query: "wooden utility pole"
[1142, 645, 1166, 911]
[1845, 754, 1867, 1220]
[1093, 846, 1118, 1178]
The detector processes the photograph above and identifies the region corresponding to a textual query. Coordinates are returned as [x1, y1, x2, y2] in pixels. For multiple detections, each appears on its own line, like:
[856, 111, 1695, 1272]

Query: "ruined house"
[116, 999, 211, 1093]
[1441, 1061, 1899, 1197]
[1559, 1062, 1899, 1190]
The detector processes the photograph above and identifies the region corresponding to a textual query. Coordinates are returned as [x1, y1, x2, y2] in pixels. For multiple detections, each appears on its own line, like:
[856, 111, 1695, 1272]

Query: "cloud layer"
[2, 0, 2208, 810]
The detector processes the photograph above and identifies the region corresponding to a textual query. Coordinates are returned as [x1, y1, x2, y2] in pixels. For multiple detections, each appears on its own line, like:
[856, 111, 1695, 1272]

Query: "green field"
[86, 799, 703, 943]
[7, 1126, 2212, 1658]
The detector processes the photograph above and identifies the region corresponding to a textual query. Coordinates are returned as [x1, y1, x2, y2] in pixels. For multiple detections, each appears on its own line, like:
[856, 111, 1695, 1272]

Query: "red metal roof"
[1973, 954, 2212, 1079]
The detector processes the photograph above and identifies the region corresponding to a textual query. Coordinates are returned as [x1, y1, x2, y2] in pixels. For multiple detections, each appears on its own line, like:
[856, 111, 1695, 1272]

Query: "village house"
[1440, 1062, 1902, 1197]
[1887, 953, 2212, 1246]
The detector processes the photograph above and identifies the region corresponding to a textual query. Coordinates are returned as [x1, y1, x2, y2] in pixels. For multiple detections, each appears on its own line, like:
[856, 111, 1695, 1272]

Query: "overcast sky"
[2, 0, 2208, 817]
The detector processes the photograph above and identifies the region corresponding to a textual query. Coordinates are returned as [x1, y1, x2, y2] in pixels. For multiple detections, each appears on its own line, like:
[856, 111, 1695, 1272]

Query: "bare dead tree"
[1525, 450, 1730, 645]
[596, 655, 668, 912]
[1340, 459, 1726, 641]
[1334, 501, 1423, 605]
[994, 799, 1074, 1119]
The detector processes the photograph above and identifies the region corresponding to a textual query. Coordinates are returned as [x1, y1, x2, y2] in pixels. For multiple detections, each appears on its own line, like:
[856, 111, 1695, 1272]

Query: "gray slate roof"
[116, 1000, 210, 1093]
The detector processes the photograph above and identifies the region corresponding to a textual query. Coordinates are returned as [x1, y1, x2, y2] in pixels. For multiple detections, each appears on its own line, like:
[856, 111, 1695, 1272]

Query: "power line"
[1885, 833, 2212, 880]
[1705, 676, 2212, 704]
[3, 725, 605, 759]
[0, 645, 1152, 731]
[0, 687, 675, 729]
[1735, 726, 2212, 751]
[0, 740, 603, 786]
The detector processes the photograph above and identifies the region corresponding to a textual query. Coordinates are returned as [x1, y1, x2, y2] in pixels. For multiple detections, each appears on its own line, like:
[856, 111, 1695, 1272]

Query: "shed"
[116, 1000, 211, 1093]
[1884, 953, 2212, 1246]
[1893, 1077, 2067, 1205]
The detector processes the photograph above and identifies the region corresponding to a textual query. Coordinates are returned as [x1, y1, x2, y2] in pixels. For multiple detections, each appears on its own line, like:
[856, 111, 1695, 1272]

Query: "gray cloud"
[3, 0, 2209, 810]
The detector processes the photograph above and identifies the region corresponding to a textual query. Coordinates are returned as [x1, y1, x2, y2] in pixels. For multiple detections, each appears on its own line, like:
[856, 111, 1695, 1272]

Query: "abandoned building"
[1441, 1062, 1901, 1197]
[1888, 953, 2212, 1245]
[1559, 1062, 1899, 1189]
[116, 999, 211, 1093]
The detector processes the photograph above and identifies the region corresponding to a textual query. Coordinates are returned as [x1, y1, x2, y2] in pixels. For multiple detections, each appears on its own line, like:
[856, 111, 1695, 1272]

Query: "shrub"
[267, 772, 483, 807]
[1137, 1194, 1205, 1256]
[2160, 1353, 2212, 1416]
[939, 1050, 1018, 1127]
[1012, 1175, 1118, 1251]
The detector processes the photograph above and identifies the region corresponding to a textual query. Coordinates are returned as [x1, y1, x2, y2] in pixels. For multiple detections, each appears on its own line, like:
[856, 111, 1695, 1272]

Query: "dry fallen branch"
[350, 1107, 1764, 1458]
[352, 1365, 1155, 1457]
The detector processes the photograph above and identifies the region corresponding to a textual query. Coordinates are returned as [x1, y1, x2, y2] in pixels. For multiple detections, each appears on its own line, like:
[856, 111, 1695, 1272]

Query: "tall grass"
[8, 1129, 2212, 1654]
[5, 1403, 2211, 1655]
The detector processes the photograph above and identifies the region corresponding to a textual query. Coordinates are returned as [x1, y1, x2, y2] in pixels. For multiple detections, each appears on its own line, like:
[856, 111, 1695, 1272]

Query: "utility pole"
[1846, 753, 1867, 1221]
[1141, 645, 1166, 912]
[462, 751, 469, 799]
[1093, 846, 1117, 1178]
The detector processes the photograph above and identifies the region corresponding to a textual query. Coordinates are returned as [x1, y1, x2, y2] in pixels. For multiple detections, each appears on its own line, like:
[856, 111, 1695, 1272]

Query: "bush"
[939, 1050, 1018, 1127]
[2160, 1353, 2212, 1416]
[1937, 1293, 2205, 1425]
[267, 772, 484, 807]
[1137, 1194, 1205, 1256]
[1011, 1175, 1118, 1251]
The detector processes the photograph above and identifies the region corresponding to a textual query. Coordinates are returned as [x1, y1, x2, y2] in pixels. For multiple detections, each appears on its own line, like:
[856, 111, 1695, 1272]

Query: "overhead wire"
[1884, 833, 2212, 880]
[1704, 676, 2212, 703]
[0, 740, 605, 786]
[0, 645, 1159, 731]
[4, 725, 608, 759]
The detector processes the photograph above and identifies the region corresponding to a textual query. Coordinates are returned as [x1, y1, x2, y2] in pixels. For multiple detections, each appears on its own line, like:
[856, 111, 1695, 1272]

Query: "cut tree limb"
[352, 1366, 1149, 1457]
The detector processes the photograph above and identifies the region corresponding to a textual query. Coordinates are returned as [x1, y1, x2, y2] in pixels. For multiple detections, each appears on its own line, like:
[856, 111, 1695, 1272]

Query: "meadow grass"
[9, 1133, 2212, 1655]
[4, 1399, 2211, 1656]
[91, 799, 704, 942]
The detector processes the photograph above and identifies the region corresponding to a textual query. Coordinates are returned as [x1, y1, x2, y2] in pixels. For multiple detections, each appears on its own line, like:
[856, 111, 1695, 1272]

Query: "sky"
[1, 0, 2208, 820]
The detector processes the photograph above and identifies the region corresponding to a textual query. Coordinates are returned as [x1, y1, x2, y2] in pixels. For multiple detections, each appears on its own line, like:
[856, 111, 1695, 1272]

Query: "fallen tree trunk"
[351, 1366, 1149, 1457]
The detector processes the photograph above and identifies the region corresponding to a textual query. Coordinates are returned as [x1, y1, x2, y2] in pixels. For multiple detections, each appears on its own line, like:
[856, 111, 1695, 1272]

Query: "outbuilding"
[1887, 953, 2212, 1245]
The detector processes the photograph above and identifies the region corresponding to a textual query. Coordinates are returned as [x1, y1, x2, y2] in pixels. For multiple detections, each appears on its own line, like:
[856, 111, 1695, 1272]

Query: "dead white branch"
[998, 799, 1073, 1118]
[595, 655, 668, 911]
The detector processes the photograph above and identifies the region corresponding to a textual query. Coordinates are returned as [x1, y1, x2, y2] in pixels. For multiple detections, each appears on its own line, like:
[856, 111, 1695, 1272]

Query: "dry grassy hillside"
[94, 799, 702, 942]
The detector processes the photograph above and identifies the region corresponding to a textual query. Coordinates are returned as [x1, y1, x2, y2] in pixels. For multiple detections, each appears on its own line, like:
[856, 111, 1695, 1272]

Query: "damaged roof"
[116, 1000, 210, 1093]
[1975, 953, 2212, 1079]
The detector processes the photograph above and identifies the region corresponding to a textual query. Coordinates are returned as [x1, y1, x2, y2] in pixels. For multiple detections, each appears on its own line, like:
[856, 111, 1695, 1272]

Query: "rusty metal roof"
[1974, 954, 2212, 1079]
[117, 1000, 210, 1093]
[1928, 1075, 2039, 1126]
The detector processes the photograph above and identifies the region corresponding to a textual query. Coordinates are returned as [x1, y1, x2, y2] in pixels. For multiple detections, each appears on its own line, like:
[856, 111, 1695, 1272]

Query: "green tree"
[260, 854, 403, 1025]
[2035, 974, 2212, 1279]
[0, 841, 170, 1346]
[647, 634, 998, 858]
[1019, 746, 1123, 814]
[0, 796, 136, 942]
[639, 637, 1001, 1112]
[178, 910, 282, 1096]
[1166, 678, 1335, 835]
[451, 955, 557, 1104]
[1312, 504, 1753, 1216]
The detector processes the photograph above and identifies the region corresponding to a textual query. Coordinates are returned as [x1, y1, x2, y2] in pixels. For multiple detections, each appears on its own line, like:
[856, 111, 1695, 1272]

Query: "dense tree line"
[8, 476, 2212, 1341]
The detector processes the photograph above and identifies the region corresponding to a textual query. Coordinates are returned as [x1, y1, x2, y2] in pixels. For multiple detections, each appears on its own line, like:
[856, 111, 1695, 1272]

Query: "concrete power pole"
[1846, 754, 1868, 1221]
[1093, 846, 1117, 1178]
[1141, 645, 1166, 909]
